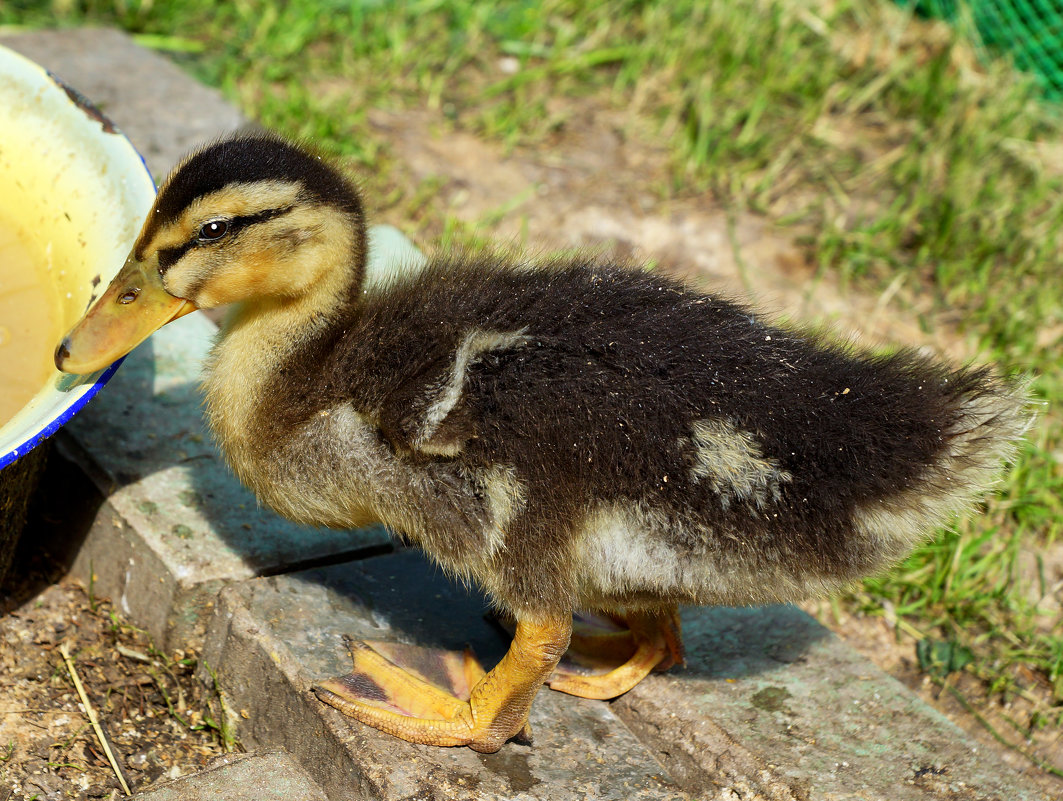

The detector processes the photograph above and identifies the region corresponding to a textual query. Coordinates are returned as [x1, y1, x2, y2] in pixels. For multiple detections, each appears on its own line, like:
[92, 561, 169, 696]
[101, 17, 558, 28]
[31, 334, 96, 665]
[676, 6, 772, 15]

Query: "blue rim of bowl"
[0, 359, 126, 470]
[0, 66, 155, 471]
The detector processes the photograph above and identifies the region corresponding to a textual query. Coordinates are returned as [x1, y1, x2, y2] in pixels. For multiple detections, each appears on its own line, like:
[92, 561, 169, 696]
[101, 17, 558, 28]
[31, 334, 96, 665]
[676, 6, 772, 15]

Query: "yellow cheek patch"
[133, 182, 359, 313]
[197, 247, 281, 307]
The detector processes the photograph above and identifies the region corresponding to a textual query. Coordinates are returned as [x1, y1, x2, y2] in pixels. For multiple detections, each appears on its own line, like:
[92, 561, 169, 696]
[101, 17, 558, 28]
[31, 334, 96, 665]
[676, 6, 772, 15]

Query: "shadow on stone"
[286, 549, 510, 671]
[677, 603, 832, 681]
[205, 549, 691, 800]
[276, 548, 826, 686]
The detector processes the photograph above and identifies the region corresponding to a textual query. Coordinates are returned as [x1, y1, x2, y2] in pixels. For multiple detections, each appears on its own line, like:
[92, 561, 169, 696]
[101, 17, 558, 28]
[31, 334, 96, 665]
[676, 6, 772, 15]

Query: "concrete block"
[202, 549, 687, 801]
[0, 28, 245, 177]
[612, 605, 1048, 800]
[130, 750, 327, 801]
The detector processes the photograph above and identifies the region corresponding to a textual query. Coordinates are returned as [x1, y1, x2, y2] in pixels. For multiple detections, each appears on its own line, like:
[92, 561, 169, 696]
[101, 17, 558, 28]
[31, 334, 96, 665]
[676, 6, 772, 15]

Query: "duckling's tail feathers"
[853, 364, 1035, 564]
[944, 368, 1035, 481]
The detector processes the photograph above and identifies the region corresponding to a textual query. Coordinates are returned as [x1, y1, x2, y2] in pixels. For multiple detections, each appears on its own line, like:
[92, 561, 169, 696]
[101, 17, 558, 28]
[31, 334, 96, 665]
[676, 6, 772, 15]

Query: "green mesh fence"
[903, 0, 1063, 100]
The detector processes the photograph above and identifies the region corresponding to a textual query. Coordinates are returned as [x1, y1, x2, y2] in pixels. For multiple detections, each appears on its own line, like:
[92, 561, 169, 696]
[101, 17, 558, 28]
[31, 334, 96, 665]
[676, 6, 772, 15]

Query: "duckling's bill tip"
[54, 338, 71, 372]
[55, 262, 197, 375]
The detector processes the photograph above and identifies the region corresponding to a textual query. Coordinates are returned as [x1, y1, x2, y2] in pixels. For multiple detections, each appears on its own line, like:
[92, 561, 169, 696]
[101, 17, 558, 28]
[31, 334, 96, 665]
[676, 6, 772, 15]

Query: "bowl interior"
[0, 44, 156, 468]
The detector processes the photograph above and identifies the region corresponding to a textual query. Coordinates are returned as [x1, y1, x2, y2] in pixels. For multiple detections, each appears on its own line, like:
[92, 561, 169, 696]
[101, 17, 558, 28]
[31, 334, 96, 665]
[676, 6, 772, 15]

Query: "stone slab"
[202, 549, 687, 801]
[130, 750, 327, 801]
[0, 27, 245, 177]
[612, 605, 1051, 801]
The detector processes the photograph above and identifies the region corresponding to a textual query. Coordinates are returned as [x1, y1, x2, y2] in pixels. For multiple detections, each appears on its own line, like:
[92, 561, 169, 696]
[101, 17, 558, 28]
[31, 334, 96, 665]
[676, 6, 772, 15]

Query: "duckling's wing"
[375, 327, 532, 458]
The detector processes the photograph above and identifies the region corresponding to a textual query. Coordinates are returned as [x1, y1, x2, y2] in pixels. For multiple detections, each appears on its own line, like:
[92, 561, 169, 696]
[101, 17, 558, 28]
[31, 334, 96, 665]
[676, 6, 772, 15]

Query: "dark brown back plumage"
[256, 252, 1029, 613]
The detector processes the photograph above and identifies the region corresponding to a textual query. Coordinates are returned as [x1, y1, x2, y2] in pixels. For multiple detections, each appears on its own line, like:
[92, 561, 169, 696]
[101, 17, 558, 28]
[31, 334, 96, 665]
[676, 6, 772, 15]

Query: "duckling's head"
[55, 133, 366, 374]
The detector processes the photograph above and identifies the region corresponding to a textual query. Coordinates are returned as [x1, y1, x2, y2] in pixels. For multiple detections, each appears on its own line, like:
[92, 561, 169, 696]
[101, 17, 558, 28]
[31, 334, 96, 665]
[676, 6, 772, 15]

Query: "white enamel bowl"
[0, 43, 155, 578]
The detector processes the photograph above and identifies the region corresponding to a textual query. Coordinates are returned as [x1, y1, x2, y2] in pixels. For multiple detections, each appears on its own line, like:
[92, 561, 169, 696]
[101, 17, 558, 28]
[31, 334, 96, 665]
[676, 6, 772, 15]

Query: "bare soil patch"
[0, 455, 226, 800]
[368, 102, 965, 356]
[0, 580, 225, 800]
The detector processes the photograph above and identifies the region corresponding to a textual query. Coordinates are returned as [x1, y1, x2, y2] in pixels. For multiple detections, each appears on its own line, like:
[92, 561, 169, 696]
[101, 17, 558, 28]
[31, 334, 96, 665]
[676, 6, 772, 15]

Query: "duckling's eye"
[199, 220, 230, 242]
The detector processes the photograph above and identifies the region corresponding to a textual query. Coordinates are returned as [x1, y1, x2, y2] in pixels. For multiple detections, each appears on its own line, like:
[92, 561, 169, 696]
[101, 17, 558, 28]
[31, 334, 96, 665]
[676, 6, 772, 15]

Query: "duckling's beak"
[54, 253, 197, 374]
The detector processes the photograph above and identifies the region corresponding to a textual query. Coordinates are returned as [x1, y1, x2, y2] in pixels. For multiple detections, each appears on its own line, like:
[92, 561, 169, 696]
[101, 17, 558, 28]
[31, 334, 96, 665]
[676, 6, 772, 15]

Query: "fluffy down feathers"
[217, 253, 1031, 616]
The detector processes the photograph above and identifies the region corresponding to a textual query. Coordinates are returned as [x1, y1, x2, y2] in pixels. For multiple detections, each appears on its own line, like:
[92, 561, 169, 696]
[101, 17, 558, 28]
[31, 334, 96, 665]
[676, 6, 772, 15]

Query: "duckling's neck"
[202, 235, 365, 465]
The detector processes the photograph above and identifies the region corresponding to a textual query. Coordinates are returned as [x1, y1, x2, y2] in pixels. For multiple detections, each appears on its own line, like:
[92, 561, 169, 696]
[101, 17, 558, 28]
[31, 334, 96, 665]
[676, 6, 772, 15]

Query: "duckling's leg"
[312, 615, 572, 752]
[547, 606, 683, 699]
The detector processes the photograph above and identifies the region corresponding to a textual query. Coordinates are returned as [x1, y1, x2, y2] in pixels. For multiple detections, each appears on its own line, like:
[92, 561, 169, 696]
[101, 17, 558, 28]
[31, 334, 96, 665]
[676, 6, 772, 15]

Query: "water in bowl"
[0, 215, 61, 428]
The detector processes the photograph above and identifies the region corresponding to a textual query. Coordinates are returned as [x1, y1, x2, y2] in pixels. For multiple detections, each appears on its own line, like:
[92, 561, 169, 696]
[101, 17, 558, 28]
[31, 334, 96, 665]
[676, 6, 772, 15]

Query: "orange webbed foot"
[546, 607, 684, 700]
[313, 616, 572, 752]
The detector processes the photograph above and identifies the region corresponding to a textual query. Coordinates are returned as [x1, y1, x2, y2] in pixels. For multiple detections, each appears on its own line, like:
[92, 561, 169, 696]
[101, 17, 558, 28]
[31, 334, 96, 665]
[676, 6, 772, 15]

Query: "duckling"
[56, 132, 1031, 753]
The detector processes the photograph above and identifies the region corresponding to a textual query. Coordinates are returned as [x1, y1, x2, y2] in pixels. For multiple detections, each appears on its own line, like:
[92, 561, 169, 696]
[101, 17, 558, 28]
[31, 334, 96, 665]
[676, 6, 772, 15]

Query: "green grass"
[4, 0, 1062, 756]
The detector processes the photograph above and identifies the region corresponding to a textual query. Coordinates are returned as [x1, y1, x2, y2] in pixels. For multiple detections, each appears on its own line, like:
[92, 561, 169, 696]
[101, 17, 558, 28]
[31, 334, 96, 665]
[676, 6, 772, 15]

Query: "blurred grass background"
[2, 0, 1061, 772]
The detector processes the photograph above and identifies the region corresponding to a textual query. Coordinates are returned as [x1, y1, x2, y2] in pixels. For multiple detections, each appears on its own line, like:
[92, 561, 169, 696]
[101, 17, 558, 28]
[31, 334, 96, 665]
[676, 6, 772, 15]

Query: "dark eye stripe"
[158, 241, 195, 271]
[228, 205, 294, 231]
[156, 206, 295, 273]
